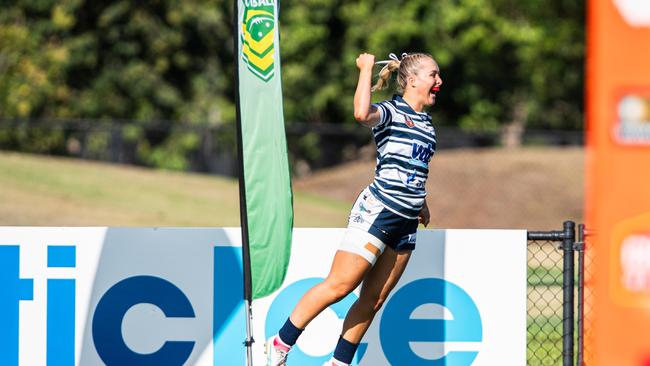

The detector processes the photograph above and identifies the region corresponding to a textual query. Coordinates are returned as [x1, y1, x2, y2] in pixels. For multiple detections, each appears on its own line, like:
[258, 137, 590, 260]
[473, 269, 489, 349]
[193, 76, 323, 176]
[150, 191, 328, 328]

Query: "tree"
[0, 0, 585, 168]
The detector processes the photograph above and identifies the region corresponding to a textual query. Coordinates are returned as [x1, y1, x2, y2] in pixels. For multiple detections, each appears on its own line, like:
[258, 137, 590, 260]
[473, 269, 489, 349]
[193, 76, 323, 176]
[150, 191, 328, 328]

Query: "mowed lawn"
[0, 152, 350, 227]
[1, 146, 584, 229]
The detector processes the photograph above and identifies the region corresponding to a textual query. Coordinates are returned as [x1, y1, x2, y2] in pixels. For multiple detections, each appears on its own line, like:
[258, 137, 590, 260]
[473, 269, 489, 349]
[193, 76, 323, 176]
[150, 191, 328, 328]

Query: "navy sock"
[278, 318, 303, 346]
[333, 336, 359, 364]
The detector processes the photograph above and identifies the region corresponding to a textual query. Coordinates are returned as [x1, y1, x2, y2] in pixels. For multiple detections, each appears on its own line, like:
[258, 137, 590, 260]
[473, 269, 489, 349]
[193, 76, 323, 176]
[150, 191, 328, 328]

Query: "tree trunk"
[501, 98, 528, 148]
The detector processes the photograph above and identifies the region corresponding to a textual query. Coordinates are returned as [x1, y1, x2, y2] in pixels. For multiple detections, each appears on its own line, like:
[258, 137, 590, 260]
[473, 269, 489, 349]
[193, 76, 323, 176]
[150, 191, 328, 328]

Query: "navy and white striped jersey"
[368, 95, 436, 219]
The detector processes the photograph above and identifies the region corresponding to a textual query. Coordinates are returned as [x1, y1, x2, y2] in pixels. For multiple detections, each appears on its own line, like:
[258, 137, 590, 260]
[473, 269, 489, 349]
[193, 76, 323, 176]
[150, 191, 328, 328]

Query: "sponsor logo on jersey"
[409, 142, 434, 168]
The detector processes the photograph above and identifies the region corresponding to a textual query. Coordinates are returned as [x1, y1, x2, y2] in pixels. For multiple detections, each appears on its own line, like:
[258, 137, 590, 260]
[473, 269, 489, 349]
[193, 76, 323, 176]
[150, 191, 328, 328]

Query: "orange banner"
[586, 0, 650, 365]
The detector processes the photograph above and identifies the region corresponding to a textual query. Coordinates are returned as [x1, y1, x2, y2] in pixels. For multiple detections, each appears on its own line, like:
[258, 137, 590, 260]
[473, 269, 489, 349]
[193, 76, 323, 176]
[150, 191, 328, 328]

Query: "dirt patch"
[293, 147, 584, 230]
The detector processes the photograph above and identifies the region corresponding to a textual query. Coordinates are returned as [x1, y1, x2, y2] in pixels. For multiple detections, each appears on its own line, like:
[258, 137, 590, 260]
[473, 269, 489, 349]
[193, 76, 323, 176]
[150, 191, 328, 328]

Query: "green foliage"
[0, 0, 585, 168]
[278, 0, 584, 133]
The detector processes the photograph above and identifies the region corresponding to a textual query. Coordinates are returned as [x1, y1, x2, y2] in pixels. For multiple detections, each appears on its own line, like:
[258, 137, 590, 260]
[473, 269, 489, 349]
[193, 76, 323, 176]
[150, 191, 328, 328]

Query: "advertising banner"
[0, 228, 525, 365]
[586, 0, 650, 364]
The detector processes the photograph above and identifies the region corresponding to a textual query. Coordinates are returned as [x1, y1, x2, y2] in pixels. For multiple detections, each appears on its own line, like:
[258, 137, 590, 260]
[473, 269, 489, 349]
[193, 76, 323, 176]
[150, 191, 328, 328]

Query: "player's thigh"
[358, 247, 412, 304]
[323, 249, 373, 294]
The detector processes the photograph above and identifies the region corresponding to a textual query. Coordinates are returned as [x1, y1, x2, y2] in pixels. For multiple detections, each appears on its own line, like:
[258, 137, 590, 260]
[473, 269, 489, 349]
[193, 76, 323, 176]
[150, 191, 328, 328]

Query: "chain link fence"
[528, 239, 565, 365]
[527, 222, 588, 366]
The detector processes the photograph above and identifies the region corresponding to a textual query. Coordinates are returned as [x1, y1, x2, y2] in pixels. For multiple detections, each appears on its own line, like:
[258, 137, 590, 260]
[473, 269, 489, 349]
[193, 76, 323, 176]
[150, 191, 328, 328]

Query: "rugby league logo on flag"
[241, 0, 276, 81]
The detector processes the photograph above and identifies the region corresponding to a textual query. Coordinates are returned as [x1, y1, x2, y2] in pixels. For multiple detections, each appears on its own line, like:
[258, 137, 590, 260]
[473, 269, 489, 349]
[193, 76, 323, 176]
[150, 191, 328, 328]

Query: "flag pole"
[233, 0, 255, 364]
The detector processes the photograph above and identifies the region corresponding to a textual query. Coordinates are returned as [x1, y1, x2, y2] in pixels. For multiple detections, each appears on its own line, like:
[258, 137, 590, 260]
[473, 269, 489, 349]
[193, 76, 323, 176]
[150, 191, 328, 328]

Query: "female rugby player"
[266, 51, 443, 366]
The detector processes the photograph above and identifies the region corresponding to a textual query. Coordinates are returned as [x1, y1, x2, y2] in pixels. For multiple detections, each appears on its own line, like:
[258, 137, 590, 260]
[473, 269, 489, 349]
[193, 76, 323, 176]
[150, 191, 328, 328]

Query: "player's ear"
[408, 75, 417, 88]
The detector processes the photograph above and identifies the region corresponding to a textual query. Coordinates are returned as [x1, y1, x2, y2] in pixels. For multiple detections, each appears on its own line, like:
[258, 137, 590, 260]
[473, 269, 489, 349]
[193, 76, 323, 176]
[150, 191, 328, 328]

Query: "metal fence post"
[576, 224, 586, 366]
[562, 221, 576, 366]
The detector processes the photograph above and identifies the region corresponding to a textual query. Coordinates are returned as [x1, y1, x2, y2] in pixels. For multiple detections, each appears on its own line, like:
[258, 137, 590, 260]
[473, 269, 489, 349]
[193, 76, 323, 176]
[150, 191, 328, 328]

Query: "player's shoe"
[265, 335, 291, 366]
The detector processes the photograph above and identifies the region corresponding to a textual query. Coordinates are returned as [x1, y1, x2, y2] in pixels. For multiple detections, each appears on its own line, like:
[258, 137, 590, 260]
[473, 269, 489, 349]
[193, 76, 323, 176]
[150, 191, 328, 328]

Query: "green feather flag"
[235, 0, 293, 300]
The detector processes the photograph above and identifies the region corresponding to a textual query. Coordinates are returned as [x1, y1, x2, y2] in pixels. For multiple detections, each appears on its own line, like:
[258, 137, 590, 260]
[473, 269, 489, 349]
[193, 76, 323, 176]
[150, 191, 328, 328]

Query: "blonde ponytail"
[372, 52, 436, 93]
[372, 60, 400, 92]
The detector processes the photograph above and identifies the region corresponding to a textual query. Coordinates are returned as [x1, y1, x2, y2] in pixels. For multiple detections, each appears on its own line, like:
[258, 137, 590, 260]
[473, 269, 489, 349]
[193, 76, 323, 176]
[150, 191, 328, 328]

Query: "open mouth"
[430, 86, 440, 99]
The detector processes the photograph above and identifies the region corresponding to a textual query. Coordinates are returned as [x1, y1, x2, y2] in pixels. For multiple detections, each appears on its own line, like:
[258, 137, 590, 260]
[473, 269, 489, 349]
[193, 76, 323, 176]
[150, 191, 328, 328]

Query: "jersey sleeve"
[371, 100, 393, 127]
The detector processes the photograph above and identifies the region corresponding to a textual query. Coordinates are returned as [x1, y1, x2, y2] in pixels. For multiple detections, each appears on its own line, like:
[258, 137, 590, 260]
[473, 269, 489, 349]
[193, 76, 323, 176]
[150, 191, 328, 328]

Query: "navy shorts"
[347, 187, 419, 251]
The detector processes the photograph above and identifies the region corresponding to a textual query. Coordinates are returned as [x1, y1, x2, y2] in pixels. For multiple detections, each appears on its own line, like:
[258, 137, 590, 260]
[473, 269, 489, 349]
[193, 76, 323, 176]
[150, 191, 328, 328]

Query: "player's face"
[412, 58, 442, 106]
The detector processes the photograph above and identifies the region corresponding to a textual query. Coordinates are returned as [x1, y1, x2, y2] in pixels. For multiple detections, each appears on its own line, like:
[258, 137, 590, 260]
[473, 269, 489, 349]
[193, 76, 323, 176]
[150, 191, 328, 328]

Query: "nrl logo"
[241, 1, 276, 81]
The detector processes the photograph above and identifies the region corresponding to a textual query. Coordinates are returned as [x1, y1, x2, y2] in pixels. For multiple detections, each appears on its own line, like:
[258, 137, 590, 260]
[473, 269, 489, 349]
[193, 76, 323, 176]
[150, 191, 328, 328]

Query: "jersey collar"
[392, 95, 429, 119]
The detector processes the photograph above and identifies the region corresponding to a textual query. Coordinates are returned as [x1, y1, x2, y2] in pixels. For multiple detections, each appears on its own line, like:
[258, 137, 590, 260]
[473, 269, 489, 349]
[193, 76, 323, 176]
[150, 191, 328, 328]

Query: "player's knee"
[323, 279, 355, 302]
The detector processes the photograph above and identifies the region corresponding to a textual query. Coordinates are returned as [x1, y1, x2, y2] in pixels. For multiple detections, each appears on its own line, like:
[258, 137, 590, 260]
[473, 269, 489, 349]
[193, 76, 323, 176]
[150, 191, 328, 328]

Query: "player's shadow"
[77, 228, 244, 366]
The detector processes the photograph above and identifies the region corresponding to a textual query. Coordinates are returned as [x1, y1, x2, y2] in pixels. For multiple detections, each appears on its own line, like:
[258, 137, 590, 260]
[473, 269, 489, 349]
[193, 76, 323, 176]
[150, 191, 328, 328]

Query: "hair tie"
[375, 52, 407, 65]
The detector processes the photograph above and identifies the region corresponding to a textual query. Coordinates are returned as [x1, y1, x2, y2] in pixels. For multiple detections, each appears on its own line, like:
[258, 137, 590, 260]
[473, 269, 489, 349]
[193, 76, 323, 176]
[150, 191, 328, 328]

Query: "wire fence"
[527, 222, 588, 366]
[528, 239, 565, 365]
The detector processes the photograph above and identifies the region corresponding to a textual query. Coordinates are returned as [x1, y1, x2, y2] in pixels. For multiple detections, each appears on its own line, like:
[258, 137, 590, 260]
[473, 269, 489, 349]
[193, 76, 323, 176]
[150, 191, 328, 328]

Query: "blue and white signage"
[0, 228, 526, 365]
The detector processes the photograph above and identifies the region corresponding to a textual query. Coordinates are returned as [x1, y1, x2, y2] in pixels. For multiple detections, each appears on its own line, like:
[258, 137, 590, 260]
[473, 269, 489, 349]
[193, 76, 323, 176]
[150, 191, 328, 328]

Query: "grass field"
[0, 146, 584, 229]
[0, 151, 350, 227]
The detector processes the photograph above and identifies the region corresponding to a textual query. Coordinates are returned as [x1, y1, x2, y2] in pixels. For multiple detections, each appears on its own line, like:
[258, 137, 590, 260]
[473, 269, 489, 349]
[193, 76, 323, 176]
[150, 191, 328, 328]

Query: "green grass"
[528, 266, 563, 286]
[0, 151, 349, 227]
[528, 314, 563, 366]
